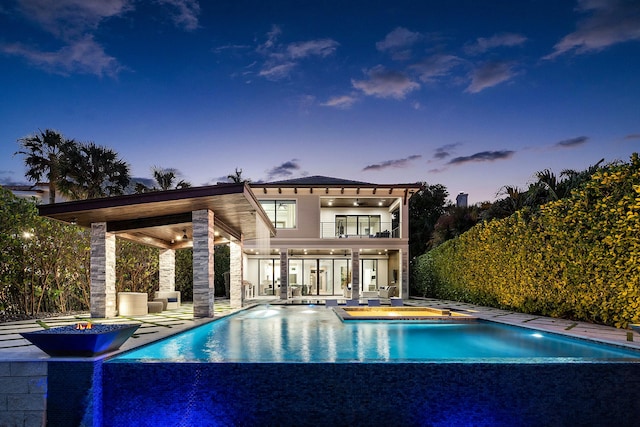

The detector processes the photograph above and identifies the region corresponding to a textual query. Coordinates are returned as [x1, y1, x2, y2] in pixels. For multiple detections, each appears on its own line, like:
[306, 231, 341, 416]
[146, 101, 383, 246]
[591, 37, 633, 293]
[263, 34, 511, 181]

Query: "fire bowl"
[21, 324, 139, 357]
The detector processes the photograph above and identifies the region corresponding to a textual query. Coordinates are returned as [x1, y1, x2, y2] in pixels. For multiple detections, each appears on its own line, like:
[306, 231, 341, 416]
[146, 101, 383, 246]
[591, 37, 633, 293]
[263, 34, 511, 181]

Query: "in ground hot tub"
[335, 305, 478, 321]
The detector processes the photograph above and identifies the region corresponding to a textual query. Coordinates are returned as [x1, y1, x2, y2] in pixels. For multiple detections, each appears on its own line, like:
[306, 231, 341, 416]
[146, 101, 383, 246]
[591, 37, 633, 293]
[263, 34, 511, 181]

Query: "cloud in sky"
[362, 155, 422, 171]
[259, 62, 297, 80]
[321, 94, 358, 109]
[256, 26, 339, 81]
[624, 133, 640, 140]
[266, 159, 301, 180]
[434, 143, 462, 160]
[465, 32, 528, 55]
[14, 0, 132, 39]
[448, 150, 515, 165]
[411, 54, 463, 84]
[2, 0, 200, 77]
[545, 0, 640, 59]
[554, 136, 589, 148]
[2, 35, 122, 77]
[352, 65, 420, 99]
[376, 27, 422, 60]
[466, 61, 518, 93]
[156, 0, 201, 31]
[287, 39, 339, 59]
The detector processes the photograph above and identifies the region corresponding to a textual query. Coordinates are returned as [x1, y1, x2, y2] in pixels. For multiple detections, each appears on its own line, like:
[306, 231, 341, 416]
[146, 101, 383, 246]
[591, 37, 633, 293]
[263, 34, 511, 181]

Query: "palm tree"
[15, 129, 72, 204]
[152, 166, 176, 191]
[150, 166, 192, 191]
[58, 142, 130, 199]
[227, 168, 250, 184]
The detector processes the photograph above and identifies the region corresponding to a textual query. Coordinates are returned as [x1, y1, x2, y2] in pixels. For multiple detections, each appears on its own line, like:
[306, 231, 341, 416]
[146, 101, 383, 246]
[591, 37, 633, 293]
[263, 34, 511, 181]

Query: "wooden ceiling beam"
[107, 213, 193, 232]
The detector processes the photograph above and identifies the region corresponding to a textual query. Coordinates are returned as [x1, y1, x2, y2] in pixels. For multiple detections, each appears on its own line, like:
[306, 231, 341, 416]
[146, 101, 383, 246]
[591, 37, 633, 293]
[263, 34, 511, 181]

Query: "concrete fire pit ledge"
[20, 323, 139, 357]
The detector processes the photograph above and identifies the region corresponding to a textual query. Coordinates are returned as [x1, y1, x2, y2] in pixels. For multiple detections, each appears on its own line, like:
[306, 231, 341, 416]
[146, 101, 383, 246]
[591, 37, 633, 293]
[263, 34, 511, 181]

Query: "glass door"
[258, 259, 280, 296]
[361, 259, 378, 292]
[319, 259, 333, 295]
[296, 258, 348, 296]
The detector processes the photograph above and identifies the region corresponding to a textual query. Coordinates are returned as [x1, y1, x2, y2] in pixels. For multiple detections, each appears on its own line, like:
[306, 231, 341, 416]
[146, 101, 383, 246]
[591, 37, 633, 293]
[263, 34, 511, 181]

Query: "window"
[260, 200, 296, 229]
[335, 215, 381, 237]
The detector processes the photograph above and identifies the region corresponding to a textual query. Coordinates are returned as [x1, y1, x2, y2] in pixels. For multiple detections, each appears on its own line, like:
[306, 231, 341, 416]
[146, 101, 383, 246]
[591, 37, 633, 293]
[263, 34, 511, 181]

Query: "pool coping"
[3, 297, 640, 362]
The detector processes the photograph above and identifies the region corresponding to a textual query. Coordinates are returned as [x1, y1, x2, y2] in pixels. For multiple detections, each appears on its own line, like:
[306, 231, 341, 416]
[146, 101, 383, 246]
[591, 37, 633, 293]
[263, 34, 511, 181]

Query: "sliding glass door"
[289, 258, 350, 296]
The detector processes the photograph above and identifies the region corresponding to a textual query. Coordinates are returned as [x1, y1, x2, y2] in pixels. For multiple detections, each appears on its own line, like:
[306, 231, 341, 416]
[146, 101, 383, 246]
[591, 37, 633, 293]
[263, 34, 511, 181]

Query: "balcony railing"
[320, 222, 400, 239]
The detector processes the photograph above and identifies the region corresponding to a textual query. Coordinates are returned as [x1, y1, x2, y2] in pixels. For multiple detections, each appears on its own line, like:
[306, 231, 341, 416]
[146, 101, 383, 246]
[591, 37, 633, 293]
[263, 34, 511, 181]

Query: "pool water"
[113, 304, 640, 363]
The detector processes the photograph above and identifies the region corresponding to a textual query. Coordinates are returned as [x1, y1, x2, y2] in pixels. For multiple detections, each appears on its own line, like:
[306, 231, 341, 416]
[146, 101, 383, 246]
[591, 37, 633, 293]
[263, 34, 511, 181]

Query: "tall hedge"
[414, 153, 640, 328]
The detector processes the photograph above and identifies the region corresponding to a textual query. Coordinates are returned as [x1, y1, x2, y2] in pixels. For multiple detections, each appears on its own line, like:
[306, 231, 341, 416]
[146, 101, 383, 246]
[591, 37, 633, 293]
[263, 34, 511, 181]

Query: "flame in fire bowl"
[20, 324, 139, 357]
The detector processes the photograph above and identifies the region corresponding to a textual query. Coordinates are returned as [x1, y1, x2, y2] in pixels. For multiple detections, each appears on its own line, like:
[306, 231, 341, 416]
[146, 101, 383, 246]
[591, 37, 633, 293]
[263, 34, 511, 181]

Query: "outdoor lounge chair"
[154, 291, 181, 309]
[346, 299, 359, 306]
[368, 299, 381, 307]
[378, 286, 397, 298]
[325, 299, 338, 307]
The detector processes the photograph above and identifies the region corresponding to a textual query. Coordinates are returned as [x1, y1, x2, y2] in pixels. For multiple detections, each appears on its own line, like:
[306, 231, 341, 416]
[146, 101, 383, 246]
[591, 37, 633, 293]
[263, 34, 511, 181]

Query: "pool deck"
[2, 297, 640, 361]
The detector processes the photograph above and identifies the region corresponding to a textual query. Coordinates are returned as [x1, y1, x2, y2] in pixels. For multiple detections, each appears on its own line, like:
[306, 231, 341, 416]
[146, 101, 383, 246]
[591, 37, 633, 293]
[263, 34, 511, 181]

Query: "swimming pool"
[101, 305, 640, 426]
[112, 304, 640, 363]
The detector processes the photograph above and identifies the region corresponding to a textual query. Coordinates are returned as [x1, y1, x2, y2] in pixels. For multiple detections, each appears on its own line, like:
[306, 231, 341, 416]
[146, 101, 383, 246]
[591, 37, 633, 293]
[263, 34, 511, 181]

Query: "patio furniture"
[390, 298, 404, 307]
[147, 301, 164, 313]
[154, 298, 168, 310]
[243, 281, 254, 299]
[154, 291, 181, 309]
[325, 299, 338, 307]
[345, 299, 359, 306]
[368, 299, 381, 307]
[378, 286, 397, 298]
[118, 292, 148, 316]
[343, 286, 352, 299]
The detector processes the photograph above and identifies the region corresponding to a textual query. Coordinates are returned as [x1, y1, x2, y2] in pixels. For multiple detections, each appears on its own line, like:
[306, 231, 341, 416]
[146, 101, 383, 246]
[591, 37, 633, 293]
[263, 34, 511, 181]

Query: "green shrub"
[416, 153, 640, 328]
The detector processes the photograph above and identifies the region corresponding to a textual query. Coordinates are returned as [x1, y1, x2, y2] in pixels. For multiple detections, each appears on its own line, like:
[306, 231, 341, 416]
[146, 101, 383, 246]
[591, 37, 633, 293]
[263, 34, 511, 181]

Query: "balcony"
[320, 222, 399, 239]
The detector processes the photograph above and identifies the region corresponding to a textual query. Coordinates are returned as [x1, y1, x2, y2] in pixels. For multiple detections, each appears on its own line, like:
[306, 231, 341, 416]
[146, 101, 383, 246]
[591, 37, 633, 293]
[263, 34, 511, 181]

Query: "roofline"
[38, 182, 247, 216]
[37, 182, 276, 238]
[250, 182, 424, 190]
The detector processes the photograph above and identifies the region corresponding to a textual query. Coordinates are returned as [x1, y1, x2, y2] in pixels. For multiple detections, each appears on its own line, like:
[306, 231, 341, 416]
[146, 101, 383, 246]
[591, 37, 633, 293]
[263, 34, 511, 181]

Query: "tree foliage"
[227, 168, 250, 183]
[135, 166, 192, 193]
[408, 183, 448, 258]
[116, 240, 159, 296]
[58, 141, 130, 199]
[15, 129, 72, 204]
[0, 186, 91, 318]
[414, 154, 640, 328]
[16, 130, 132, 201]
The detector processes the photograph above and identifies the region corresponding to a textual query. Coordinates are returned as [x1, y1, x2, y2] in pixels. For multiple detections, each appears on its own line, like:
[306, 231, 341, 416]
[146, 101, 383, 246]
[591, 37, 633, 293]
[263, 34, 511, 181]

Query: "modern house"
[245, 176, 422, 301]
[35, 176, 421, 318]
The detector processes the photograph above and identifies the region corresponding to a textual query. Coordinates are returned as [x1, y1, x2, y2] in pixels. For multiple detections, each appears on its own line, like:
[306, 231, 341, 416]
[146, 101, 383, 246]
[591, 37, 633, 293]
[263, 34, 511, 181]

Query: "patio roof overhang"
[37, 183, 276, 249]
[252, 182, 424, 205]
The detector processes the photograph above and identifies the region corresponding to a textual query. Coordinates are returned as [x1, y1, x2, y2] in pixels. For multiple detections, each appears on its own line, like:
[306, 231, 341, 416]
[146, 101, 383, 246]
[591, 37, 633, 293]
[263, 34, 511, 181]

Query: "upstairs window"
[260, 200, 296, 229]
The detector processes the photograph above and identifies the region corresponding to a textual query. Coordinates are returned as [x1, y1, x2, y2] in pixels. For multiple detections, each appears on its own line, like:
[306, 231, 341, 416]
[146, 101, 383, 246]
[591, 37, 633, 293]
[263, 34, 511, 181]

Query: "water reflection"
[115, 305, 640, 363]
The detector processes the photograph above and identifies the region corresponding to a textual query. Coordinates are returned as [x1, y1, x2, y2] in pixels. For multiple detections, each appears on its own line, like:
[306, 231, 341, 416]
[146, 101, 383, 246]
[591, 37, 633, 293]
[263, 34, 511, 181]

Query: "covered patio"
[38, 183, 275, 318]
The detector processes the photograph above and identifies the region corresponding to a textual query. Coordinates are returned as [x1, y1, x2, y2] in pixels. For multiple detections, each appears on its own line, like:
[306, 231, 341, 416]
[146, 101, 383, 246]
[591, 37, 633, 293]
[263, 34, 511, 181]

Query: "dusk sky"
[1, 0, 639, 204]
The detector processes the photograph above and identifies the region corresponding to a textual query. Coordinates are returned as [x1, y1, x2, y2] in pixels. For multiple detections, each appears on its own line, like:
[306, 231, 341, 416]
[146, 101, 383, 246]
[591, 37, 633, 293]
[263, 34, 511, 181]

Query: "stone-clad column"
[159, 249, 176, 292]
[351, 250, 360, 301]
[90, 222, 116, 318]
[230, 238, 243, 308]
[192, 210, 215, 317]
[279, 250, 288, 300]
[401, 249, 408, 299]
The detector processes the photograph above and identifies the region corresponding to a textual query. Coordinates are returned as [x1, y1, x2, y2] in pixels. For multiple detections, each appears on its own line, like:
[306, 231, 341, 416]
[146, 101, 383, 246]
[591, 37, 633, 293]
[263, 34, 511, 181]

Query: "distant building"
[3, 183, 68, 204]
[456, 192, 468, 208]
